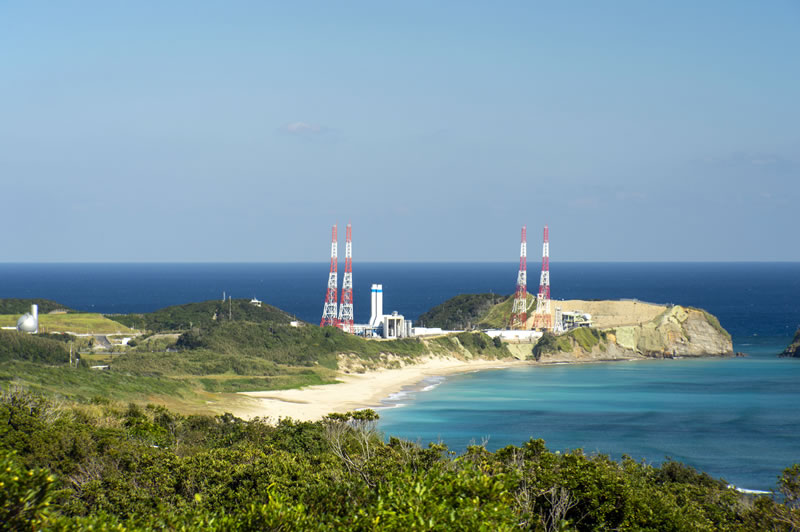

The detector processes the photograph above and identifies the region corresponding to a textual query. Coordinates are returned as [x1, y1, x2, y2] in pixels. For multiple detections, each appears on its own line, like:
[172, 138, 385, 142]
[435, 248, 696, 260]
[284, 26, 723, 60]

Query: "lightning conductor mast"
[532, 224, 553, 330]
[320, 224, 339, 328]
[338, 223, 354, 333]
[510, 225, 528, 330]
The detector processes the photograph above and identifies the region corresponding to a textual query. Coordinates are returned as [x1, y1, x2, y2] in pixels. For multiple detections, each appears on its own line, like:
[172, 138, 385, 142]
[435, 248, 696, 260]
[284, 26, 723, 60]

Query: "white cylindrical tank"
[16, 304, 39, 334]
[369, 284, 384, 327]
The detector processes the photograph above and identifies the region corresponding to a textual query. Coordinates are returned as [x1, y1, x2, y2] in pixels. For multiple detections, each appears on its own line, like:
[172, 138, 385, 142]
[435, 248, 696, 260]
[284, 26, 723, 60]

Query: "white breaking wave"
[727, 484, 770, 495]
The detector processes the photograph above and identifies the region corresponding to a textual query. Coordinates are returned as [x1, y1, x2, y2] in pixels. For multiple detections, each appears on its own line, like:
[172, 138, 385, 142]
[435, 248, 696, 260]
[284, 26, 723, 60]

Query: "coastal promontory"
[779, 328, 800, 358]
[422, 295, 734, 362]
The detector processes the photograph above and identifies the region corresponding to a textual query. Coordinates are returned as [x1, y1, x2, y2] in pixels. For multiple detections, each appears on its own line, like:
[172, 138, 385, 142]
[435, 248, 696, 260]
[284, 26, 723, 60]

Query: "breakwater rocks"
[779, 329, 800, 358]
[536, 304, 734, 363]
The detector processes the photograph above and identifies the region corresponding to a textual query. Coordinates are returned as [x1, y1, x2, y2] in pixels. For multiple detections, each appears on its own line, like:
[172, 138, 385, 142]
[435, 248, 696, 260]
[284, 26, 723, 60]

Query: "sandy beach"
[235, 357, 531, 422]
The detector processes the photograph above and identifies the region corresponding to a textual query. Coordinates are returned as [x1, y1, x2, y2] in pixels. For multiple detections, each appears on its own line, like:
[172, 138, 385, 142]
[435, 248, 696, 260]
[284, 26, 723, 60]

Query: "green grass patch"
[477, 293, 536, 329]
[0, 314, 133, 335]
[531, 332, 572, 359]
[0, 360, 196, 403]
[198, 372, 338, 393]
[567, 327, 605, 352]
[0, 330, 70, 364]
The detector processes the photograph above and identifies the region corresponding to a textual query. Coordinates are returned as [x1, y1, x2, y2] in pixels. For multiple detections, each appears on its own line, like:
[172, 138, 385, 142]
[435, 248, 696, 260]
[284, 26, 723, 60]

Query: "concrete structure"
[382, 311, 406, 339]
[249, 297, 262, 307]
[16, 304, 38, 334]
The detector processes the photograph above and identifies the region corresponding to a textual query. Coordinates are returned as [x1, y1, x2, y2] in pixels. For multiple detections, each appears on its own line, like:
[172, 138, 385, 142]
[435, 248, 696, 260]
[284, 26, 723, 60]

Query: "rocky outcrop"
[536, 305, 733, 362]
[779, 329, 800, 358]
[610, 306, 732, 357]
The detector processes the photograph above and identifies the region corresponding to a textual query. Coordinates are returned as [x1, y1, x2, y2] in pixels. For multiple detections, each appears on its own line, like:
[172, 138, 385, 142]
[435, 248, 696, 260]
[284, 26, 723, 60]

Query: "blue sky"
[1, 1, 798, 261]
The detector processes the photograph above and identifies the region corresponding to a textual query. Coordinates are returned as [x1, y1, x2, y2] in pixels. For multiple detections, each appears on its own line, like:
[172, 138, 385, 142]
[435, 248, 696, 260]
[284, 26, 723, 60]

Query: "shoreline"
[234, 357, 532, 422]
[231, 352, 738, 423]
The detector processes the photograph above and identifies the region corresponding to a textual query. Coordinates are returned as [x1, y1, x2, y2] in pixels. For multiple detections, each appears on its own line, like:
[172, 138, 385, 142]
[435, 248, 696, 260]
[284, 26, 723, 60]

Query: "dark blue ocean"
[1, 262, 799, 490]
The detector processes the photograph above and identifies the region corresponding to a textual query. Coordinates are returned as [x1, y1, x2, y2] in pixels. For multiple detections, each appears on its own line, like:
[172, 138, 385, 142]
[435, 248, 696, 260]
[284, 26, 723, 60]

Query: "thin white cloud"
[281, 121, 324, 135]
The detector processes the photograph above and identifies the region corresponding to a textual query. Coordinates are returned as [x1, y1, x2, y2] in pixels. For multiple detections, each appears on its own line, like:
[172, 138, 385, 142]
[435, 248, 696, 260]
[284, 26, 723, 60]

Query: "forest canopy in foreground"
[1, 388, 798, 531]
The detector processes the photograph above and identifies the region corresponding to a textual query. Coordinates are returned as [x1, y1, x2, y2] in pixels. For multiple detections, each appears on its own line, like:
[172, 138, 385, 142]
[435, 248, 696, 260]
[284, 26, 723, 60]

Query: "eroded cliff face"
[611, 306, 732, 357]
[539, 305, 733, 363]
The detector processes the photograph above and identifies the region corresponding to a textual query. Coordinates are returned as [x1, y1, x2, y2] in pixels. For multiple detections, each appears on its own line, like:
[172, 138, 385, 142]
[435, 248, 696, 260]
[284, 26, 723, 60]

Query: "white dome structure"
[16, 304, 38, 334]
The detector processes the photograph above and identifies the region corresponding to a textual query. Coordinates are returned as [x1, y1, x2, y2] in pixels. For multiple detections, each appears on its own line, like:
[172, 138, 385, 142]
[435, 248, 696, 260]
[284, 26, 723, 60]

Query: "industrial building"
[364, 284, 412, 339]
[554, 307, 592, 332]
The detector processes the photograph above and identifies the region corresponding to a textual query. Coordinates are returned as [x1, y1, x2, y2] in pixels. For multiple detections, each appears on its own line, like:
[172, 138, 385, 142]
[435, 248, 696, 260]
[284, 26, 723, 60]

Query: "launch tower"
[320, 224, 339, 327]
[531, 225, 553, 330]
[338, 224, 354, 332]
[509, 226, 528, 329]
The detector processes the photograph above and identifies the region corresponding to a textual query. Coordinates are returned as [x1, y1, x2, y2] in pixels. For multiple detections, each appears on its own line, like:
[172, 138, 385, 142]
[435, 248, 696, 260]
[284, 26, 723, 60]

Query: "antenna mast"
[320, 224, 339, 327]
[338, 223, 354, 333]
[510, 225, 528, 329]
[531, 225, 553, 330]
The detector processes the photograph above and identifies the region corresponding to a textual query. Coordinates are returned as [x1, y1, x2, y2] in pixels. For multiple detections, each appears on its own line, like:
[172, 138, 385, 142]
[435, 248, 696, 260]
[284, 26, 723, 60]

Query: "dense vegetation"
[1, 389, 798, 530]
[417, 293, 509, 329]
[0, 298, 73, 315]
[109, 299, 296, 332]
[0, 330, 71, 365]
[417, 293, 538, 330]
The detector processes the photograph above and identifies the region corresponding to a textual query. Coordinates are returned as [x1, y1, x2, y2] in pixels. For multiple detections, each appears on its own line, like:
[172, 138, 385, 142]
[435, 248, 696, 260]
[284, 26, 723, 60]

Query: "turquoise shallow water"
[378, 337, 800, 492]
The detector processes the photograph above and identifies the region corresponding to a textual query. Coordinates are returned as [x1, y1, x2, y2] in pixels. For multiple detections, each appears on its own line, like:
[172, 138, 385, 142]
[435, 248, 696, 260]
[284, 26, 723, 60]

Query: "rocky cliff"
[779, 329, 800, 358]
[534, 305, 733, 363]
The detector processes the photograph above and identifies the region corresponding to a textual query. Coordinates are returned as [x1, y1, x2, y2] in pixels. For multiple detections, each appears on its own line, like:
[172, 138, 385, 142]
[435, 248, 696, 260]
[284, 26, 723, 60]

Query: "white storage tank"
[16, 304, 39, 334]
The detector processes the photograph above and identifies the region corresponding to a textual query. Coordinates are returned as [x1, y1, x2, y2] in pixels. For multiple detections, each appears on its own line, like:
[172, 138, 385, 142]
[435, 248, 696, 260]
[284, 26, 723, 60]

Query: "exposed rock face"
[537, 305, 733, 363]
[612, 306, 732, 357]
[779, 329, 800, 358]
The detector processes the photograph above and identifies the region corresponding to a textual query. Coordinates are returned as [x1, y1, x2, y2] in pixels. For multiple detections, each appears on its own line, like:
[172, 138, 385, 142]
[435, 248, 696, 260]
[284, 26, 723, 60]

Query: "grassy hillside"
[0, 297, 512, 408]
[2, 390, 797, 530]
[478, 293, 537, 328]
[417, 293, 508, 329]
[110, 299, 295, 332]
[0, 330, 71, 365]
[0, 298, 74, 314]
[416, 293, 539, 330]
[0, 313, 133, 334]
[532, 328, 608, 360]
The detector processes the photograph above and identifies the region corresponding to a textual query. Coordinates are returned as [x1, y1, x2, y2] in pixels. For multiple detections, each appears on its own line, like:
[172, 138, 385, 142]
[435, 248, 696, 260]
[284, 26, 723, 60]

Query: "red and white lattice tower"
[531, 225, 553, 330]
[509, 225, 528, 330]
[338, 223, 354, 333]
[320, 224, 339, 328]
